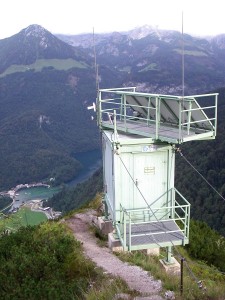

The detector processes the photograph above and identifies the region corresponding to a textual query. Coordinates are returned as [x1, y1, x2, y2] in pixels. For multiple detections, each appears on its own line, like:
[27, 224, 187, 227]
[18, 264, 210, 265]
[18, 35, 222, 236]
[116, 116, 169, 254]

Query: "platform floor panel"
[102, 120, 211, 143]
[125, 220, 185, 247]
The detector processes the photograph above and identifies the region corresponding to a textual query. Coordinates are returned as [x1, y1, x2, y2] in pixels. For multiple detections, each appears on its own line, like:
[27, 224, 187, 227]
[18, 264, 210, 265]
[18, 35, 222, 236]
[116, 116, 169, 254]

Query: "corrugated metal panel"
[103, 133, 114, 218]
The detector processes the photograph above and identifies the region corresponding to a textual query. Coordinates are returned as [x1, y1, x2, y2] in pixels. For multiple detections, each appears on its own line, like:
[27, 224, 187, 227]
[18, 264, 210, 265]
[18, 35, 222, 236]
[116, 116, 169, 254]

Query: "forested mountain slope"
[58, 26, 225, 95]
[0, 68, 101, 189]
[175, 87, 225, 236]
[1, 24, 225, 192]
[45, 168, 103, 213]
[0, 25, 123, 190]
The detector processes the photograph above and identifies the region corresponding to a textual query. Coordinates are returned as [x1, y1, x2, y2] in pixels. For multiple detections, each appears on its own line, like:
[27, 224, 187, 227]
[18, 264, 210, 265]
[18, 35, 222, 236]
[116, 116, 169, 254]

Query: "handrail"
[98, 89, 217, 143]
[118, 187, 190, 251]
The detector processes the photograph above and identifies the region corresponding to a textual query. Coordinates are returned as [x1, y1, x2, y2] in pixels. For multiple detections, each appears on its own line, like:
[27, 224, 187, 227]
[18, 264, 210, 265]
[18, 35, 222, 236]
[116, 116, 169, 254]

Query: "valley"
[0, 24, 225, 299]
[0, 24, 225, 237]
[1, 149, 102, 213]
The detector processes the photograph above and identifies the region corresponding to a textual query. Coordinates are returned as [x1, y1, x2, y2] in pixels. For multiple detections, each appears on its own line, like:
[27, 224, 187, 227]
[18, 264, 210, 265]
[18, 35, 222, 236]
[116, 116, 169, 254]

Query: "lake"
[12, 149, 102, 208]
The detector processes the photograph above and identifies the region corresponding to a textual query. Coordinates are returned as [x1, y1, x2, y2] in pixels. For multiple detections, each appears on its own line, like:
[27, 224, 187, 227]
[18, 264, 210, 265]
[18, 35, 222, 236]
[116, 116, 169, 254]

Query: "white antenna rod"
[182, 11, 185, 98]
[92, 27, 99, 92]
[180, 10, 185, 140]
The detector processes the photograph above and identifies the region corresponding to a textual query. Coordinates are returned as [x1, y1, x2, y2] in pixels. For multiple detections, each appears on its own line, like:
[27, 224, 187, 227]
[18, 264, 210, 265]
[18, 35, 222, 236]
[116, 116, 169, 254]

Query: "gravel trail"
[66, 211, 164, 300]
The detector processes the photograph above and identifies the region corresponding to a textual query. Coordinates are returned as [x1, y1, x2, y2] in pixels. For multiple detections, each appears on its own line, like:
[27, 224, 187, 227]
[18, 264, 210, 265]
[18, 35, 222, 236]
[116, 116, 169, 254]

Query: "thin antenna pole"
[181, 11, 185, 140]
[92, 27, 99, 92]
[182, 11, 185, 98]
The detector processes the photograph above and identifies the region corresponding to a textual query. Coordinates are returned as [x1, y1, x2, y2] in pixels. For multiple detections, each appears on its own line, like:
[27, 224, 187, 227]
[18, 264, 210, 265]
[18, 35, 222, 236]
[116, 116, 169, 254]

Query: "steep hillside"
[45, 168, 103, 213]
[175, 86, 225, 236]
[0, 68, 101, 189]
[0, 25, 127, 190]
[0, 25, 101, 190]
[0, 24, 88, 73]
[0, 223, 106, 299]
[1, 24, 225, 195]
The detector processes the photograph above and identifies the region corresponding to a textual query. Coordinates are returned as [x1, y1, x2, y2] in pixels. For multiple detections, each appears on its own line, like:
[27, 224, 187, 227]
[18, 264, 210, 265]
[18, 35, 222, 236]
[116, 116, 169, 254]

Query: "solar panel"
[98, 89, 218, 143]
[125, 94, 213, 130]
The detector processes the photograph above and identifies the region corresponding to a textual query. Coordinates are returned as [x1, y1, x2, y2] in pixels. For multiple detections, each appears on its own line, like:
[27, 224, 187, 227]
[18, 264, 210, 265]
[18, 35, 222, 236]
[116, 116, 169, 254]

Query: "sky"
[1, 0, 225, 39]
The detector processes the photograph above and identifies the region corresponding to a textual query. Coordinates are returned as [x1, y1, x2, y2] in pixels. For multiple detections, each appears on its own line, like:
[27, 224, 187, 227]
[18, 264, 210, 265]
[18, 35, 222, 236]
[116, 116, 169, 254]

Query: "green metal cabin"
[97, 87, 218, 257]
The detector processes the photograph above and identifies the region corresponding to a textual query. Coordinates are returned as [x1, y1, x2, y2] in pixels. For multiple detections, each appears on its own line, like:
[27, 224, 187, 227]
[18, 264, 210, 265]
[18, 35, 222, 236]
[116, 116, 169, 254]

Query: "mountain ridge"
[56, 25, 225, 95]
[0, 24, 90, 73]
[0, 24, 225, 194]
[0, 25, 102, 189]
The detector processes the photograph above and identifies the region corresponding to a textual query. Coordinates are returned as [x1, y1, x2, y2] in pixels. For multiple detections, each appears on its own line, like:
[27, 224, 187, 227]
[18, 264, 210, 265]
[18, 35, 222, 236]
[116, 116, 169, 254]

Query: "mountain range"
[57, 24, 225, 95]
[1, 24, 225, 297]
[0, 25, 100, 189]
[0, 23, 225, 204]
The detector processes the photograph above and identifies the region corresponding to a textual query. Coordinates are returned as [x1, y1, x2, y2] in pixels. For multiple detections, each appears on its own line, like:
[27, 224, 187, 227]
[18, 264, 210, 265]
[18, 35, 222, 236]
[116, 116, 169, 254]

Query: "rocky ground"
[66, 210, 167, 300]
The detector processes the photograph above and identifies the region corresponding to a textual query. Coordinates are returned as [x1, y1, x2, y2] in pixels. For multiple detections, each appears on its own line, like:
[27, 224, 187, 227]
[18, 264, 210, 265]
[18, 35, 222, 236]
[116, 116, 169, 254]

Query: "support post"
[128, 212, 131, 251]
[187, 100, 192, 135]
[155, 96, 159, 139]
[113, 109, 118, 142]
[180, 258, 184, 295]
[166, 246, 172, 263]
[97, 91, 102, 127]
[123, 212, 126, 251]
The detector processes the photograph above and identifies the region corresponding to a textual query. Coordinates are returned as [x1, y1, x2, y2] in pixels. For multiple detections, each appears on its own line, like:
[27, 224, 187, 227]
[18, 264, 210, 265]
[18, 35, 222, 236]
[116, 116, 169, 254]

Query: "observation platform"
[124, 220, 186, 250]
[102, 119, 210, 144]
[97, 87, 218, 144]
[113, 187, 190, 252]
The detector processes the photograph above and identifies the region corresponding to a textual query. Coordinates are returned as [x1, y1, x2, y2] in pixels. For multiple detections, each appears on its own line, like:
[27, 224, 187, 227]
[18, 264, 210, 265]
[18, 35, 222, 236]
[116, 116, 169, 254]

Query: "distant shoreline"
[0, 182, 51, 212]
[7, 182, 50, 198]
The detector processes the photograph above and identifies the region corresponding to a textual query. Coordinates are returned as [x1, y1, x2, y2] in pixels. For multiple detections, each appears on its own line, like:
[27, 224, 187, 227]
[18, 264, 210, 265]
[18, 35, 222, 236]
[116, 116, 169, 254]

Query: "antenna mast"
[182, 11, 185, 98]
[92, 27, 99, 92]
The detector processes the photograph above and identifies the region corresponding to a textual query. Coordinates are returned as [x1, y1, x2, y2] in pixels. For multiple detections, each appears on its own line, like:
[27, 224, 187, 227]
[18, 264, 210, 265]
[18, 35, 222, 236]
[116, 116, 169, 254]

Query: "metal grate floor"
[102, 120, 210, 143]
[125, 220, 185, 247]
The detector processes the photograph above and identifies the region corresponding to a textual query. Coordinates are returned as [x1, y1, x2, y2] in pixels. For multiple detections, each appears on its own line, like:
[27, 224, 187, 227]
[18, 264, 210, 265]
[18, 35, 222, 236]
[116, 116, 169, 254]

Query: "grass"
[119, 66, 131, 73]
[84, 275, 137, 300]
[65, 196, 225, 299]
[64, 194, 139, 299]
[90, 224, 108, 247]
[174, 49, 207, 56]
[64, 193, 104, 220]
[64, 195, 225, 298]
[0, 207, 47, 231]
[115, 248, 225, 300]
[139, 63, 158, 72]
[0, 58, 88, 77]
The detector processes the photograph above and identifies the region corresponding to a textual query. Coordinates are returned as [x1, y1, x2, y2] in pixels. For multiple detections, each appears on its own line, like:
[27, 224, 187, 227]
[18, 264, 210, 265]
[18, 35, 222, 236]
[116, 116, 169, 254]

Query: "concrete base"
[95, 217, 114, 234]
[144, 248, 160, 256]
[160, 257, 180, 275]
[108, 232, 124, 252]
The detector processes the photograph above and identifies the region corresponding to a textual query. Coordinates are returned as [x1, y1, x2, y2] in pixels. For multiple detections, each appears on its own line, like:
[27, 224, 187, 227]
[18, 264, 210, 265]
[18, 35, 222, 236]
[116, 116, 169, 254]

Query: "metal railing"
[115, 187, 190, 251]
[97, 88, 218, 143]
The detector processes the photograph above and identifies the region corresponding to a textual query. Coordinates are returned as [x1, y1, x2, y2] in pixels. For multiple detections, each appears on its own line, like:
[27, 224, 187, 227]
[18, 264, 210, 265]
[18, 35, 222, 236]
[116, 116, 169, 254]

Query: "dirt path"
[66, 211, 164, 300]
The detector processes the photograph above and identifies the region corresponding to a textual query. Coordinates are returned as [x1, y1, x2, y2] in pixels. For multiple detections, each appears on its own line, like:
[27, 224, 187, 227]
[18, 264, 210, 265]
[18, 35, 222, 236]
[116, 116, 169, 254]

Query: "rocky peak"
[19, 24, 52, 49]
[211, 34, 225, 49]
[23, 24, 49, 37]
[0, 24, 86, 73]
[127, 25, 160, 40]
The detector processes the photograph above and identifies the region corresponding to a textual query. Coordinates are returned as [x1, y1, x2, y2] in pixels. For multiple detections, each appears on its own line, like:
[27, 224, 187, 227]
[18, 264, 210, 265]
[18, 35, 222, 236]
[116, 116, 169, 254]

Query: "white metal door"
[132, 151, 168, 210]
